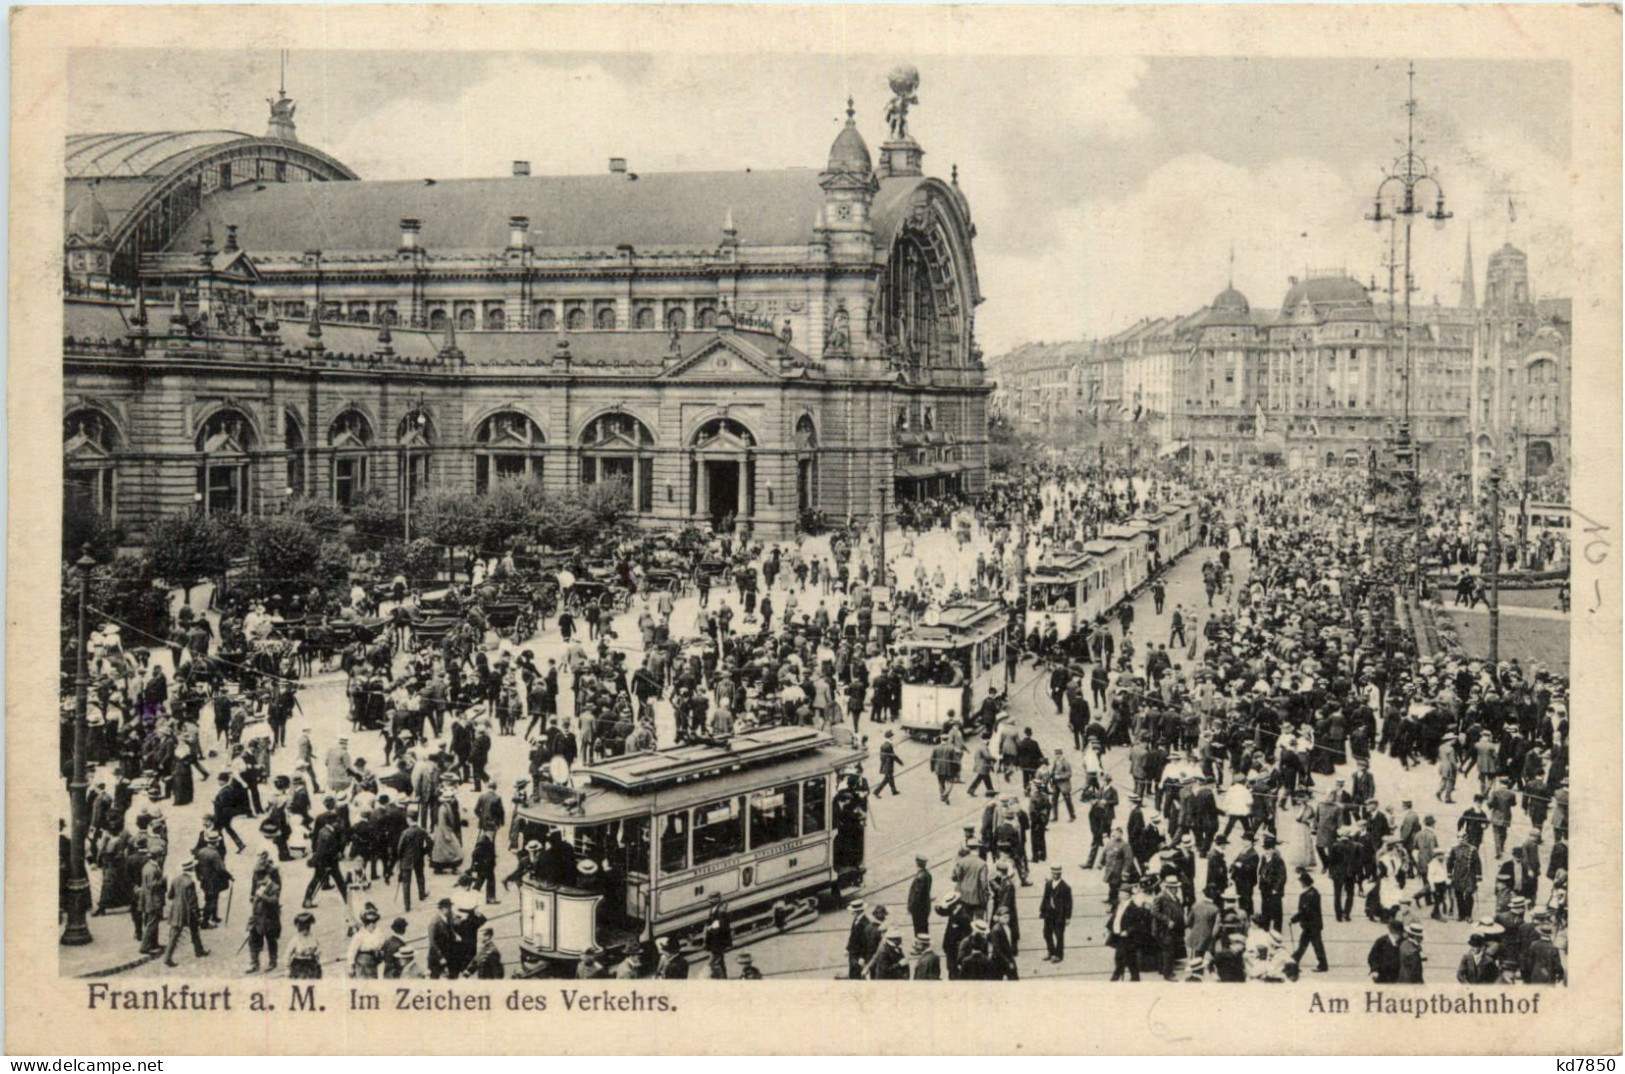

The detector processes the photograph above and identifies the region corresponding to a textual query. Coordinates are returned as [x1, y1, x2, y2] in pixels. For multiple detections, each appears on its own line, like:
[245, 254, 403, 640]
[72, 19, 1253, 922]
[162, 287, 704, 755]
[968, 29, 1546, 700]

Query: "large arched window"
[695, 306, 716, 330]
[475, 410, 545, 493]
[284, 409, 306, 499]
[566, 308, 587, 331]
[666, 308, 687, 332]
[64, 408, 119, 518]
[329, 408, 374, 507]
[795, 415, 819, 513]
[580, 412, 654, 513]
[536, 307, 557, 331]
[428, 309, 448, 331]
[595, 307, 617, 330]
[635, 307, 655, 330]
[397, 408, 433, 509]
[485, 307, 506, 331]
[458, 308, 476, 331]
[196, 408, 255, 516]
[689, 417, 757, 525]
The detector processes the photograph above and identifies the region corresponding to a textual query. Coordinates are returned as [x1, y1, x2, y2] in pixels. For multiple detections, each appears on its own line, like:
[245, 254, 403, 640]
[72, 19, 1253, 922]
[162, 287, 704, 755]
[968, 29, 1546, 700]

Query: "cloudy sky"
[71, 49, 1572, 353]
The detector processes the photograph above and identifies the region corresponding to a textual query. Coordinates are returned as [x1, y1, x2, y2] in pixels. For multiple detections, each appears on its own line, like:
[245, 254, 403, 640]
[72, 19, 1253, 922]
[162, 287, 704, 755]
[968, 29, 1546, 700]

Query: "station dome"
[826, 99, 873, 175]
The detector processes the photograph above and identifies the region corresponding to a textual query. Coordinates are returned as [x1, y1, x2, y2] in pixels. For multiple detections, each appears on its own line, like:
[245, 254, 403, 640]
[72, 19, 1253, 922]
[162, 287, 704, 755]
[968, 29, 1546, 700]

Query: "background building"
[987, 245, 1569, 490]
[63, 71, 993, 541]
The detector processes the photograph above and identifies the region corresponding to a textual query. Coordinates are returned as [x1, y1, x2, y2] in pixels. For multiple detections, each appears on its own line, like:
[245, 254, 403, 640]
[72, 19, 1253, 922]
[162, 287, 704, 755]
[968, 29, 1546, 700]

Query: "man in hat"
[1257, 833, 1288, 932]
[1447, 827, 1483, 922]
[189, 829, 233, 929]
[736, 952, 764, 981]
[951, 834, 989, 916]
[1522, 916, 1565, 984]
[1150, 874, 1185, 980]
[1229, 834, 1259, 919]
[1397, 921, 1426, 983]
[1367, 918, 1404, 983]
[988, 912, 1019, 981]
[874, 731, 901, 797]
[162, 860, 209, 968]
[910, 933, 941, 980]
[395, 808, 431, 911]
[988, 864, 1021, 952]
[1513, 830, 1543, 903]
[844, 901, 870, 980]
[1486, 777, 1518, 859]
[1288, 867, 1329, 973]
[1458, 923, 1504, 983]
[703, 896, 733, 978]
[906, 856, 933, 939]
[1101, 827, 1136, 913]
[1109, 877, 1156, 982]
[1039, 864, 1073, 963]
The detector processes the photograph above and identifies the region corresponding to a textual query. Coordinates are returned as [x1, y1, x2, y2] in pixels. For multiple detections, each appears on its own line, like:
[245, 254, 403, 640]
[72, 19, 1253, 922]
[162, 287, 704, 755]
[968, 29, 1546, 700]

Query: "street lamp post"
[1488, 464, 1503, 665]
[1367, 62, 1450, 595]
[62, 547, 96, 946]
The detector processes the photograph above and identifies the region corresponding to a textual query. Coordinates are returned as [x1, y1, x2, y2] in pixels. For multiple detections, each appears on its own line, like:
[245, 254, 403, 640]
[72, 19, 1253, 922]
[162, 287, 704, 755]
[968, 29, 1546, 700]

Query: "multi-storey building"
[988, 247, 1568, 485]
[62, 72, 993, 541]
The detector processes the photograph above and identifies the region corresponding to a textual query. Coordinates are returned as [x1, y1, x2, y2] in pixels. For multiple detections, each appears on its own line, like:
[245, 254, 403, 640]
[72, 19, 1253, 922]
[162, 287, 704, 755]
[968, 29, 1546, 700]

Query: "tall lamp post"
[1488, 464, 1503, 664]
[61, 547, 96, 946]
[402, 395, 427, 543]
[1366, 62, 1451, 594]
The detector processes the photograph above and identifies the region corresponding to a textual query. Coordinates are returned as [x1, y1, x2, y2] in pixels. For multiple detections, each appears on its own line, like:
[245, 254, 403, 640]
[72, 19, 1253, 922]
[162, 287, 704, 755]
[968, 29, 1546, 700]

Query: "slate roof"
[166, 169, 931, 257]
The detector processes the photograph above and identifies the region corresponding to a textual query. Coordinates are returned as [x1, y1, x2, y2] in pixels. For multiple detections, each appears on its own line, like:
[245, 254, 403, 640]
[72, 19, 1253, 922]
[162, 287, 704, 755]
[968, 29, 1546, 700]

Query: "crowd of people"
[60, 453, 1570, 985]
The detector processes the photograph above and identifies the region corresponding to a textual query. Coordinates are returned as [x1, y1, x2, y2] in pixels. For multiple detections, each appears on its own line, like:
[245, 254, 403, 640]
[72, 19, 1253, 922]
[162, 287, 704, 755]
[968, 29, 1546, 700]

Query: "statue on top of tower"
[885, 65, 920, 141]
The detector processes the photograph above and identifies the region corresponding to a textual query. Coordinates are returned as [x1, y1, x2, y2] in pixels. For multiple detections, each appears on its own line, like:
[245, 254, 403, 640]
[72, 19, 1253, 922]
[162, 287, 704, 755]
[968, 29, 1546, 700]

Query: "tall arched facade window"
[666, 308, 687, 331]
[196, 408, 255, 515]
[397, 409, 433, 509]
[536, 308, 557, 331]
[284, 409, 305, 499]
[595, 307, 617, 330]
[795, 415, 819, 513]
[580, 412, 654, 513]
[475, 411, 545, 493]
[566, 308, 587, 331]
[457, 308, 476, 331]
[329, 408, 375, 507]
[689, 417, 757, 527]
[64, 408, 119, 518]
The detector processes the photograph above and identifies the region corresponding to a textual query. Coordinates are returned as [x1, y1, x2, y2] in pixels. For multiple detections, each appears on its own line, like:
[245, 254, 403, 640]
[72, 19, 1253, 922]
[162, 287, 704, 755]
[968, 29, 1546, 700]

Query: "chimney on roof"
[512, 161, 530, 177]
[509, 216, 531, 250]
[609, 157, 627, 174]
[399, 218, 422, 252]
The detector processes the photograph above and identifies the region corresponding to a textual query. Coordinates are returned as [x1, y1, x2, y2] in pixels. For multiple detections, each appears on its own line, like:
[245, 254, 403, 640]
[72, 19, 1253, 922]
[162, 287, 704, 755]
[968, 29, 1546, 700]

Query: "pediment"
[660, 336, 782, 381]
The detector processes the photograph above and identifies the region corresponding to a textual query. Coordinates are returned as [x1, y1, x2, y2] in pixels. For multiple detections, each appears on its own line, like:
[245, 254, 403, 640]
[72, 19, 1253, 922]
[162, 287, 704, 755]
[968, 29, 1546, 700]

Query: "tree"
[146, 512, 231, 602]
[248, 516, 350, 600]
[376, 537, 444, 588]
[412, 488, 486, 551]
[347, 487, 403, 552]
[63, 554, 170, 650]
[62, 497, 122, 563]
[284, 496, 347, 538]
[480, 478, 548, 551]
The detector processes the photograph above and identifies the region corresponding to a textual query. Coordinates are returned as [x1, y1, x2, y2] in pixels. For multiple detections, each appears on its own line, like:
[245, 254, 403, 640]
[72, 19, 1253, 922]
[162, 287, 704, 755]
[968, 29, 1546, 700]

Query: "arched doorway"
[474, 410, 545, 492]
[795, 415, 819, 513]
[1324, 451, 1337, 468]
[196, 408, 255, 515]
[580, 412, 654, 514]
[689, 417, 757, 528]
[64, 408, 119, 518]
[329, 408, 375, 507]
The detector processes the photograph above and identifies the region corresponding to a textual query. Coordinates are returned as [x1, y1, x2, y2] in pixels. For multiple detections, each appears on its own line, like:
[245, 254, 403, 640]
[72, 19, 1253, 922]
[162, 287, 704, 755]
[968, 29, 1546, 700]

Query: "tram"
[510, 725, 866, 974]
[1024, 551, 1093, 642]
[1096, 524, 1154, 595]
[895, 600, 1009, 741]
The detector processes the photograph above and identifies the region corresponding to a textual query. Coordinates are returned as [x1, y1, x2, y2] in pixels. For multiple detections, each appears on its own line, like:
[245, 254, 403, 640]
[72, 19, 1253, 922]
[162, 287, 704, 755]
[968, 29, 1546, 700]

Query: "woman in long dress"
[169, 737, 208, 807]
[430, 793, 464, 873]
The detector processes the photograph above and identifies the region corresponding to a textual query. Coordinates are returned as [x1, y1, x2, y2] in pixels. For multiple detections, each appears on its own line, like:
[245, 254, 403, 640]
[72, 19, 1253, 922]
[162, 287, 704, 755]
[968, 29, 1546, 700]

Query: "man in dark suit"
[1289, 867, 1328, 972]
[1257, 835, 1288, 931]
[426, 898, 459, 978]
[906, 857, 933, 939]
[162, 860, 209, 967]
[1038, 865, 1073, 963]
[396, 811, 431, 910]
[211, 772, 251, 853]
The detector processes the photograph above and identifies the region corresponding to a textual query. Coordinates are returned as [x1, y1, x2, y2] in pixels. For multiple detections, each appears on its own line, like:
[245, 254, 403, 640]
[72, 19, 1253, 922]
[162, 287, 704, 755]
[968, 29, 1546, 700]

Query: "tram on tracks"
[510, 725, 867, 974]
[896, 600, 1009, 741]
[1024, 551, 1093, 643]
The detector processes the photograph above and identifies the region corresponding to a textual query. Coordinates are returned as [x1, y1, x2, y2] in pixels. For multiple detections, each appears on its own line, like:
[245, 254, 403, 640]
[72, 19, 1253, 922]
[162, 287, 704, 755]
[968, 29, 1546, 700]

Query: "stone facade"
[63, 79, 992, 542]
